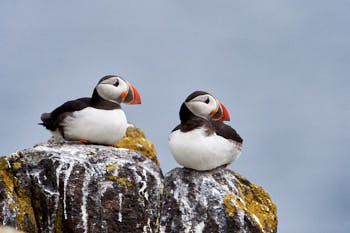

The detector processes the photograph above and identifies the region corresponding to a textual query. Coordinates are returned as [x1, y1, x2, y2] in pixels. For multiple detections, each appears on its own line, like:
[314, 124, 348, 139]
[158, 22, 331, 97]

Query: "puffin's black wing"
[171, 118, 209, 133]
[171, 124, 181, 132]
[40, 97, 91, 130]
[210, 121, 243, 143]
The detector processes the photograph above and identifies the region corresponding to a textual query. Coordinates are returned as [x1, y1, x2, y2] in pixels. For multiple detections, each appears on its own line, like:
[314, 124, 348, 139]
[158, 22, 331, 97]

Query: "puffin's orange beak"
[123, 83, 141, 105]
[211, 101, 230, 121]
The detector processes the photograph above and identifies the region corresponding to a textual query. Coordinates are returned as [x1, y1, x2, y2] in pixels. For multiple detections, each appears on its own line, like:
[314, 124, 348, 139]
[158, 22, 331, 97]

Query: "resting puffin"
[40, 75, 141, 145]
[168, 91, 243, 171]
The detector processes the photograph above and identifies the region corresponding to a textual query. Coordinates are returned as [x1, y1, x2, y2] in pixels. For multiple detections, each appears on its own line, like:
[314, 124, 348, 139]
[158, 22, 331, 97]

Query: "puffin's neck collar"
[180, 103, 206, 124]
[91, 89, 121, 110]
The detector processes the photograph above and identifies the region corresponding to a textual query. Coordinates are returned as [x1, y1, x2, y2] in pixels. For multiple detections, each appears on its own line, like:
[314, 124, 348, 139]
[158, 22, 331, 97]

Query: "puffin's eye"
[205, 98, 210, 104]
[114, 80, 119, 87]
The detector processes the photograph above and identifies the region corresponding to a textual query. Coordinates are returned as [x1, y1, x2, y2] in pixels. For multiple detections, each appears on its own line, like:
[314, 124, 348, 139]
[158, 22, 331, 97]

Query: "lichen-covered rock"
[0, 131, 278, 233]
[0, 142, 163, 233]
[114, 126, 159, 166]
[0, 226, 25, 233]
[160, 168, 277, 233]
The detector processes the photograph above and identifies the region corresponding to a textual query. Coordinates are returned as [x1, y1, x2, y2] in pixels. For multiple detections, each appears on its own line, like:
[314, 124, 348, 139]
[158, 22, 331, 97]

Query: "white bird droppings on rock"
[0, 141, 163, 232]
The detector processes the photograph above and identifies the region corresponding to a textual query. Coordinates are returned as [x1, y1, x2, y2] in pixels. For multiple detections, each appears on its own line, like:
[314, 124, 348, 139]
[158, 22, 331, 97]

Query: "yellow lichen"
[15, 188, 37, 231]
[0, 157, 38, 232]
[13, 177, 19, 188]
[224, 193, 244, 216]
[105, 163, 117, 171]
[114, 127, 160, 166]
[0, 157, 10, 169]
[0, 170, 14, 193]
[224, 173, 278, 232]
[107, 176, 134, 188]
[165, 188, 170, 197]
[9, 202, 14, 211]
[12, 162, 22, 170]
[55, 201, 64, 233]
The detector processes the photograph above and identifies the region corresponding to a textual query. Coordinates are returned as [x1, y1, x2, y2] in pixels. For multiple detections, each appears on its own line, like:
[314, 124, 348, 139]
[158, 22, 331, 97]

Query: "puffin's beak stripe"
[212, 100, 230, 121]
[123, 83, 141, 105]
[120, 91, 128, 98]
[218, 102, 230, 121]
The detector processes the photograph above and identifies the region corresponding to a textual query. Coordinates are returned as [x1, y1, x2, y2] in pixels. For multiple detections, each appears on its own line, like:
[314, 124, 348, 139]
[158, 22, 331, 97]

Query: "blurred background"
[1, 1, 349, 232]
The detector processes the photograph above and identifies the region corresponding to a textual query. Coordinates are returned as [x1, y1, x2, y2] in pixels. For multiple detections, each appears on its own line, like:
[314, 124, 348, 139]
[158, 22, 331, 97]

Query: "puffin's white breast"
[168, 127, 241, 171]
[61, 107, 127, 145]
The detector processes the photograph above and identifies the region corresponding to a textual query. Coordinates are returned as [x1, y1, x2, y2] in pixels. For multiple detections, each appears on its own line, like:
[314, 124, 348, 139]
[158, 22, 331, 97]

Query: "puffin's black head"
[94, 75, 141, 105]
[180, 91, 230, 123]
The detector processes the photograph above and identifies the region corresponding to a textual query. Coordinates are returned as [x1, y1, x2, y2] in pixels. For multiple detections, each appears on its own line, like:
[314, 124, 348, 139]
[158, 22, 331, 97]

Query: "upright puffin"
[40, 75, 141, 145]
[168, 91, 243, 171]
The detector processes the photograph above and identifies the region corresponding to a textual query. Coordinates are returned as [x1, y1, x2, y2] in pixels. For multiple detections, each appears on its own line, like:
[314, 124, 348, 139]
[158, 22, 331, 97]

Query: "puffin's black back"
[39, 97, 91, 130]
[210, 120, 243, 143]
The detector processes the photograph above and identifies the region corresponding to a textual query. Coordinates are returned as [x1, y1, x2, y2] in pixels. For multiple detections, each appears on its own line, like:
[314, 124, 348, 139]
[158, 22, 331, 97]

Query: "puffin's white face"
[185, 93, 230, 121]
[185, 94, 217, 120]
[96, 76, 141, 104]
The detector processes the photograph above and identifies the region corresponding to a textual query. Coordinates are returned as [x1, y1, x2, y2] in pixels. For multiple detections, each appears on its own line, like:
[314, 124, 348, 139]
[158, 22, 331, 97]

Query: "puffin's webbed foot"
[78, 139, 92, 144]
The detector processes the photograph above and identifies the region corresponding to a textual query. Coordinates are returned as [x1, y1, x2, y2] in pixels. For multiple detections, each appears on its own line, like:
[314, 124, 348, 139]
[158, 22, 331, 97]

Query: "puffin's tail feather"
[39, 113, 56, 130]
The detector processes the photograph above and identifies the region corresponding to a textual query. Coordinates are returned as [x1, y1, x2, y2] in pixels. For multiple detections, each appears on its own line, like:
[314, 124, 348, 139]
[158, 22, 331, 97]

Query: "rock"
[160, 168, 277, 233]
[0, 141, 163, 233]
[114, 126, 159, 166]
[0, 226, 25, 233]
[0, 129, 278, 233]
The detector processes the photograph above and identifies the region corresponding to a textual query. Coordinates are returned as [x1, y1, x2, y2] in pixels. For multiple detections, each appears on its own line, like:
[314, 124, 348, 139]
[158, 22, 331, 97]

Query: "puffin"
[40, 75, 141, 145]
[168, 91, 243, 171]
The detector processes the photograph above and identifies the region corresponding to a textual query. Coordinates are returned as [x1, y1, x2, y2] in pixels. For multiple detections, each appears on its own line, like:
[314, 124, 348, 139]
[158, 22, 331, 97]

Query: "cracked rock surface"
[0, 142, 163, 233]
[0, 141, 277, 233]
[160, 168, 277, 233]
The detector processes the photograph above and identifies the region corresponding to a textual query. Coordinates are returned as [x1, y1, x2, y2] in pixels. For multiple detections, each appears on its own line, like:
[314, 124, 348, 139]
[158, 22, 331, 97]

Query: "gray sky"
[1, 1, 349, 232]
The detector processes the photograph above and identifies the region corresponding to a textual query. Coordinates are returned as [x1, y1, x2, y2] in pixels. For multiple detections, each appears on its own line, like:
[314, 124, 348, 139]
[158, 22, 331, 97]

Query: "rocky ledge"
[160, 168, 277, 233]
[0, 128, 277, 233]
[0, 135, 163, 232]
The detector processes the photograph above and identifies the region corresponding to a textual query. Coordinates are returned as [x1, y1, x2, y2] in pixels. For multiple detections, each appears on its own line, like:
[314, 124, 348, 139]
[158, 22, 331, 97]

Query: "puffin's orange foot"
[222, 164, 229, 168]
[78, 139, 92, 144]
